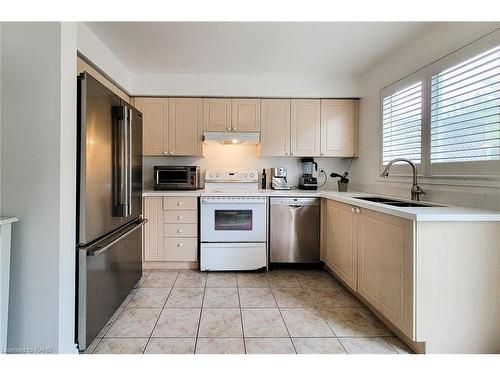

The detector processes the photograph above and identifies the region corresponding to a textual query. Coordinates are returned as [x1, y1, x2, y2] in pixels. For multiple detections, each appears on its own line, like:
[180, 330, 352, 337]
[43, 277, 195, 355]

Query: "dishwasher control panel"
[270, 197, 320, 206]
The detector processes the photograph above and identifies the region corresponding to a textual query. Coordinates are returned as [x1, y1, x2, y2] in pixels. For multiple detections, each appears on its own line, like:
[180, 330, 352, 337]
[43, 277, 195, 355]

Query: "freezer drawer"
[270, 197, 320, 263]
[200, 243, 267, 271]
[77, 219, 145, 352]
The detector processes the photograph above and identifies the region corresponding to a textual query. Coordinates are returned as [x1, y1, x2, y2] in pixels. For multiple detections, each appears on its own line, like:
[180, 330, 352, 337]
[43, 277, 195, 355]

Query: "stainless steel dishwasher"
[270, 197, 320, 263]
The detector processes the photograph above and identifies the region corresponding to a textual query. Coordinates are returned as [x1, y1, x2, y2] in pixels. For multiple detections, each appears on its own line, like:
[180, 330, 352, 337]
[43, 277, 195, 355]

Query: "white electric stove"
[200, 168, 267, 271]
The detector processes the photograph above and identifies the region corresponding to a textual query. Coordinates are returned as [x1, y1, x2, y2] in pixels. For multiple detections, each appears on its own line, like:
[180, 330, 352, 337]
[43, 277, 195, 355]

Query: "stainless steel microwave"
[153, 166, 200, 190]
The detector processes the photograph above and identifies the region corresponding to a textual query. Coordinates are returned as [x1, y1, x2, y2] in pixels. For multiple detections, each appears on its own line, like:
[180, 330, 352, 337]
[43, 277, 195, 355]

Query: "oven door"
[201, 197, 266, 242]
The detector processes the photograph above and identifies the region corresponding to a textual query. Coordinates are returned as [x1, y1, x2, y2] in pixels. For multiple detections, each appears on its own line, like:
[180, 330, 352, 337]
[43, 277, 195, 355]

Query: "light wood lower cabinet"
[324, 200, 358, 290]
[357, 208, 414, 339]
[143, 196, 198, 264]
[322, 199, 414, 339]
[143, 197, 164, 261]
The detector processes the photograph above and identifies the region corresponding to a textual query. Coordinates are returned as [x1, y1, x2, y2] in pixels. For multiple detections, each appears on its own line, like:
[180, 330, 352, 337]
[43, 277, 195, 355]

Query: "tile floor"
[87, 269, 413, 354]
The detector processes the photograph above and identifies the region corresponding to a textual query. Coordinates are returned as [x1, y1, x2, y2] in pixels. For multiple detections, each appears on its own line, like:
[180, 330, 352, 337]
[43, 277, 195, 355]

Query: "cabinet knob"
[177, 229, 183, 233]
[291, 152, 294, 155]
[177, 216, 182, 220]
[232, 127, 237, 131]
[355, 208, 360, 214]
[178, 201, 183, 206]
[284, 152, 288, 156]
[169, 151, 173, 155]
[163, 151, 168, 155]
[321, 152, 324, 156]
[351, 207, 355, 213]
[177, 242, 183, 247]
[226, 127, 231, 131]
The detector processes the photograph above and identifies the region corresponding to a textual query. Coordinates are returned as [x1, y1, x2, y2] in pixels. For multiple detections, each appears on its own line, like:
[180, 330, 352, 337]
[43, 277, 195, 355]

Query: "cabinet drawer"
[163, 238, 198, 262]
[164, 223, 198, 238]
[163, 196, 198, 211]
[163, 210, 198, 224]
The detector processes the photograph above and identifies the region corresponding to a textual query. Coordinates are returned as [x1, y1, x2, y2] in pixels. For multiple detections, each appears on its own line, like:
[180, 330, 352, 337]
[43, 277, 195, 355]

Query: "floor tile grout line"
[141, 270, 181, 354]
[269, 282, 296, 354]
[235, 273, 247, 354]
[193, 273, 208, 354]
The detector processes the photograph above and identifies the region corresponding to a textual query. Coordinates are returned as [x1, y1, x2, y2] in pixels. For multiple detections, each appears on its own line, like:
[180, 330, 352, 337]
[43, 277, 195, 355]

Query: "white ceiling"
[86, 22, 435, 76]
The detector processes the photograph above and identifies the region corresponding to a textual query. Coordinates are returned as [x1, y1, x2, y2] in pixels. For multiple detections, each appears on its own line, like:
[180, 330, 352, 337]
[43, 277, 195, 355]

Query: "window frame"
[379, 28, 500, 181]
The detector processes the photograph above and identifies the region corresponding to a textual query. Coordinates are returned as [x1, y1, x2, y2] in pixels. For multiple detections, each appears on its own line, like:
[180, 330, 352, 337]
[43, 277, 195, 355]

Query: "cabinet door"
[143, 197, 164, 261]
[260, 99, 291, 156]
[357, 208, 414, 338]
[203, 98, 232, 131]
[169, 98, 203, 156]
[324, 200, 358, 290]
[320, 99, 358, 157]
[134, 98, 168, 156]
[231, 99, 261, 131]
[290, 99, 320, 156]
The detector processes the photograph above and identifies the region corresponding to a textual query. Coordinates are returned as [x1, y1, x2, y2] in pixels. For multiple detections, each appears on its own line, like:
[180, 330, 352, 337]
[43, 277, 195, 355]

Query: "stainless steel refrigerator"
[76, 72, 145, 352]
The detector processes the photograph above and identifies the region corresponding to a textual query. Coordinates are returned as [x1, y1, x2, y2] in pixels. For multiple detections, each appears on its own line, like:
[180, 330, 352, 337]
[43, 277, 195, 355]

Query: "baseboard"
[142, 261, 199, 270]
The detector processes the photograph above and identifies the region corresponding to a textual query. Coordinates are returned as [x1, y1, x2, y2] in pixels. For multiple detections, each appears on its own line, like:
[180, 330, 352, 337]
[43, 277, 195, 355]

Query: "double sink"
[353, 196, 442, 208]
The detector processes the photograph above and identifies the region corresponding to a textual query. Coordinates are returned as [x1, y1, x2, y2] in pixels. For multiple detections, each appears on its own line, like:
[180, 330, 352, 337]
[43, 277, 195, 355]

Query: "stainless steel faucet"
[381, 158, 425, 201]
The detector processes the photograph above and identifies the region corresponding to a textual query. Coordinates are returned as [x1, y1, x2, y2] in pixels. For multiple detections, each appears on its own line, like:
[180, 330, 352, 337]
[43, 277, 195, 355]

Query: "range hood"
[202, 131, 261, 145]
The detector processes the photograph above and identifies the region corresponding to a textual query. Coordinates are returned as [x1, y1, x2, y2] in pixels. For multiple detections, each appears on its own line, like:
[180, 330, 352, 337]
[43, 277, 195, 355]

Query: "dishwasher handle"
[287, 205, 306, 209]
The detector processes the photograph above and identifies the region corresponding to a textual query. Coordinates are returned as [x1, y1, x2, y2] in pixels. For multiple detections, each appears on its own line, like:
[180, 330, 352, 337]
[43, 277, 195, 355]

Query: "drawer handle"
[177, 215, 183, 220]
[177, 229, 183, 233]
[177, 201, 183, 206]
[177, 242, 183, 247]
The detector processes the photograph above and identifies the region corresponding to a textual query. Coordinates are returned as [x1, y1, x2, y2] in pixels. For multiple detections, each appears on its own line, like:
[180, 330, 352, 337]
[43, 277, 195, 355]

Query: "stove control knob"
[216, 173, 220, 177]
[209, 173, 214, 178]
[250, 173, 255, 178]
[244, 173, 248, 177]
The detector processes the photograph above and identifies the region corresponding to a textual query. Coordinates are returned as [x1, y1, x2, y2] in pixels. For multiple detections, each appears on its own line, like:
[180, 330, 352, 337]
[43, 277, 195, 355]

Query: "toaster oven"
[153, 166, 200, 190]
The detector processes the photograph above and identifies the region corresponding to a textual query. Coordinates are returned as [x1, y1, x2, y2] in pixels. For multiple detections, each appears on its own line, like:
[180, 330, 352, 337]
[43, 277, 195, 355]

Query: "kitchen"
[0, 11, 499, 367]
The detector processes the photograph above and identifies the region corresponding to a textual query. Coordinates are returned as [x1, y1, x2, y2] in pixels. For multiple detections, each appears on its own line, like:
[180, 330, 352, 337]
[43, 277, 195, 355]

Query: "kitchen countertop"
[143, 189, 500, 222]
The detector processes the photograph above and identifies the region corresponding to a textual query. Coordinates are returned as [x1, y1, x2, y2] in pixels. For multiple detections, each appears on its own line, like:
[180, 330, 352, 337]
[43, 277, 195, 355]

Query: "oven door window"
[157, 170, 188, 184]
[214, 210, 252, 231]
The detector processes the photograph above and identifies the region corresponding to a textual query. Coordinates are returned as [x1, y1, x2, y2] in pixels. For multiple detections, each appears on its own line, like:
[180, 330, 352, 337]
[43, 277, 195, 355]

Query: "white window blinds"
[382, 81, 423, 165]
[430, 45, 500, 164]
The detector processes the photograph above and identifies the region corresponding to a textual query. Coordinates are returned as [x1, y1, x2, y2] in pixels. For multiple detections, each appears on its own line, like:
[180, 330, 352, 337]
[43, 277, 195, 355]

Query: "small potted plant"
[330, 158, 353, 192]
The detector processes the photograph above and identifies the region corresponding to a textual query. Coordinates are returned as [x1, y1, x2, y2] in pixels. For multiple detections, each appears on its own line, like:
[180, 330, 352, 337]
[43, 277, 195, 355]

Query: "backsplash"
[143, 144, 351, 191]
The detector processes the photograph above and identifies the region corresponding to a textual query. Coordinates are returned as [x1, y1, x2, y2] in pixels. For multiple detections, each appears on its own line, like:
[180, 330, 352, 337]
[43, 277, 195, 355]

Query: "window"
[382, 81, 423, 165]
[380, 29, 500, 178]
[430, 46, 500, 167]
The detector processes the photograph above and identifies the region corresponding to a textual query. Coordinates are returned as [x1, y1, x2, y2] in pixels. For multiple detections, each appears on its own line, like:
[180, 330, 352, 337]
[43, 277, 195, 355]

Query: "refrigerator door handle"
[127, 107, 133, 217]
[113, 106, 130, 217]
[85, 219, 147, 257]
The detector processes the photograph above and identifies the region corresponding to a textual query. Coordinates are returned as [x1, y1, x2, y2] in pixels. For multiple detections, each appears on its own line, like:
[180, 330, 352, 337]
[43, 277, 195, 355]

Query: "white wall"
[143, 144, 352, 191]
[77, 22, 132, 93]
[350, 22, 500, 210]
[132, 72, 361, 97]
[1, 22, 77, 353]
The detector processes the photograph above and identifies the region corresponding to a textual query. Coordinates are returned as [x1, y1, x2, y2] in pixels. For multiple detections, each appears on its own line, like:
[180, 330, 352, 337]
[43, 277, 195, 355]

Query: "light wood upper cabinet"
[134, 98, 169, 156]
[357, 208, 414, 338]
[324, 199, 358, 290]
[203, 98, 232, 131]
[231, 99, 261, 131]
[143, 197, 164, 262]
[169, 98, 203, 156]
[321, 99, 358, 157]
[290, 99, 321, 156]
[260, 99, 291, 156]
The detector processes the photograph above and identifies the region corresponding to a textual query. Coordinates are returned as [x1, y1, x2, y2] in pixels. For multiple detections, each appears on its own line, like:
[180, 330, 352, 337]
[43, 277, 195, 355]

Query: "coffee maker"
[271, 167, 291, 190]
[299, 158, 318, 190]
